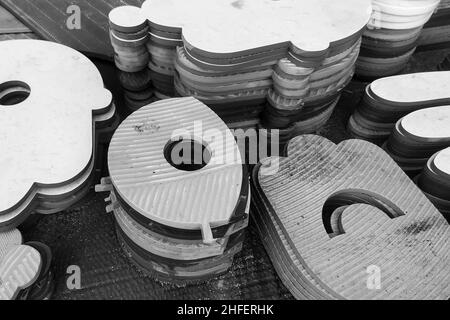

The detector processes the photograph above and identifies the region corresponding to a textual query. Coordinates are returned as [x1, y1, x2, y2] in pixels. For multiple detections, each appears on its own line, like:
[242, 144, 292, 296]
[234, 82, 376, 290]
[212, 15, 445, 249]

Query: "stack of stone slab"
[146, 24, 180, 99]
[381, 104, 450, 220]
[108, 0, 372, 132]
[384, 106, 450, 172]
[0, 40, 115, 230]
[109, 6, 150, 73]
[348, 71, 450, 143]
[439, 54, 450, 70]
[97, 97, 250, 283]
[419, 0, 450, 49]
[117, 69, 154, 113]
[109, 6, 155, 112]
[417, 147, 450, 221]
[251, 134, 450, 300]
[109, 4, 178, 100]
[357, 0, 441, 78]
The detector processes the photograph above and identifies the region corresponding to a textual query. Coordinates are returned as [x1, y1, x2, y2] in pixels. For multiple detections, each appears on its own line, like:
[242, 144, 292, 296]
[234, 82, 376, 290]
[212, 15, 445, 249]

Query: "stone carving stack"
[417, 147, 450, 221]
[145, 16, 181, 99]
[251, 134, 450, 300]
[109, 6, 150, 73]
[348, 71, 450, 143]
[381, 105, 450, 220]
[97, 97, 250, 283]
[109, 6, 155, 112]
[117, 69, 154, 113]
[144, 0, 371, 133]
[0, 40, 115, 230]
[357, 0, 441, 78]
[108, 0, 372, 133]
[384, 106, 450, 172]
[419, 0, 450, 49]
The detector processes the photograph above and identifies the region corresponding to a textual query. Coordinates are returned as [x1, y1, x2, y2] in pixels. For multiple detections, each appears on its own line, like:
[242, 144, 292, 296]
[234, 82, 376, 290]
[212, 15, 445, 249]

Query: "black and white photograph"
[0, 0, 449, 307]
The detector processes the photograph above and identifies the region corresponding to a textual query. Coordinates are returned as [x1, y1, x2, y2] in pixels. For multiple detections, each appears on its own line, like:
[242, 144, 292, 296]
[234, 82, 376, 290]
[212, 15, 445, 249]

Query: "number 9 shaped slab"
[107, 97, 244, 244]
[252, 134, 450, 299]
[0, 40, 113, 225]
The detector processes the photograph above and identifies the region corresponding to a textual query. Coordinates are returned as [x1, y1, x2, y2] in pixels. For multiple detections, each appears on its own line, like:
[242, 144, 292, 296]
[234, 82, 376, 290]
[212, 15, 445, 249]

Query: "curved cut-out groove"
[322, 189, 405, 238]
[163, 138, 212, 172]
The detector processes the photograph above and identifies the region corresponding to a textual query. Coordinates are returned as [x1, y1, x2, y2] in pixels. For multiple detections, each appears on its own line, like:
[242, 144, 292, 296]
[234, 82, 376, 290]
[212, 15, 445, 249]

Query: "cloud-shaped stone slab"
[0, 40, 112, 214]
[141, 0, 373, 56]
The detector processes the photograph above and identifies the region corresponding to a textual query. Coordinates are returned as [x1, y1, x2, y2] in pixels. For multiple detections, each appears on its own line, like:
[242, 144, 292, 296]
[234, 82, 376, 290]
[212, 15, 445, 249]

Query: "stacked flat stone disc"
[348, 71, 450, 143]
[417, 147, 450, 221]
[109, 4, 178, 101]
[381, 105, 450, 220]
[384, 106, 450, 172]
[108, 0, 372, 132]
[98, 97, 250, 283]
[357, 0, 441, 78]
[0, 40, 115, 231]
[251, 134, 450, 300]
[145, 20, 180, 99]
[117, 68, 154, 112]
[109, 6, 154, 112]
[439, 54, 450, 70]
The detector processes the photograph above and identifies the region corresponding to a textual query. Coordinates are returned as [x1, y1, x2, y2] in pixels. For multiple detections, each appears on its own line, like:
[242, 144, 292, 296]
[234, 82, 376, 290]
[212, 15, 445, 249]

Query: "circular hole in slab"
[164, 138, 212, 171]
[0, 81, 31, 106]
